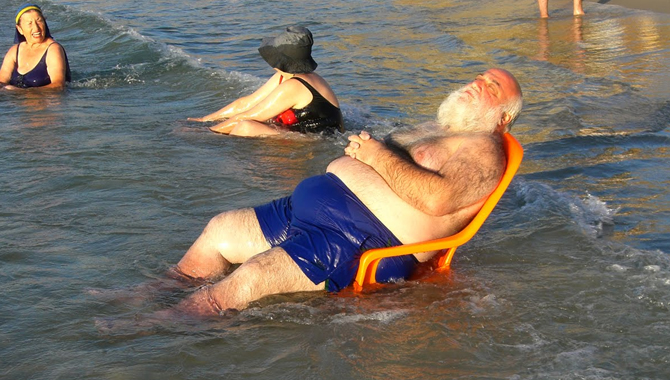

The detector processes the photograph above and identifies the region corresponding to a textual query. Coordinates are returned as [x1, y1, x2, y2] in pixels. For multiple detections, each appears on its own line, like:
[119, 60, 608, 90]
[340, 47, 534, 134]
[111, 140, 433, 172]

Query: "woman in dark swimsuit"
[189, 26, 344, 137]
[0, 4, 71, 90]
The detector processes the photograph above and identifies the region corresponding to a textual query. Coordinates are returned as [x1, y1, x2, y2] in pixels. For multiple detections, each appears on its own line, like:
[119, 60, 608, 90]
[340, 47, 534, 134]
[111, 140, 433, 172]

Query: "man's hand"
[344, 131, 387, 166]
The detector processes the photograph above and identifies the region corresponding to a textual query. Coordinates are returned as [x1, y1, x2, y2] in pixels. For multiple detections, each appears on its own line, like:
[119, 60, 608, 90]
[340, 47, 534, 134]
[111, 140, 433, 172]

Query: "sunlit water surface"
[1, 0, 669, 378]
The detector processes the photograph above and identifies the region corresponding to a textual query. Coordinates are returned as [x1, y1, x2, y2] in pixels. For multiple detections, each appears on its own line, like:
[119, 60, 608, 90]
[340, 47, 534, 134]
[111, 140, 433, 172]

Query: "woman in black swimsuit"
[0, 4, 71, 90]
[189, 26, 344, 137]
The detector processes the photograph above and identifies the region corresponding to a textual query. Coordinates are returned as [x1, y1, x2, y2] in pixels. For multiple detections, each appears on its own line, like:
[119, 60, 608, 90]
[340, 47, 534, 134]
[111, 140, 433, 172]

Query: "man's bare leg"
[165, 247, 324, 317]
[176, 208, 271, 280]
[573, 0, 584, 16]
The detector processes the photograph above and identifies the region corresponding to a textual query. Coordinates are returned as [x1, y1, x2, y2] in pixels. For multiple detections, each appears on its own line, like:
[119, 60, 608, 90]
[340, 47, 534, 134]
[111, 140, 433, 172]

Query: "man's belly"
[326, 156, 480, 260]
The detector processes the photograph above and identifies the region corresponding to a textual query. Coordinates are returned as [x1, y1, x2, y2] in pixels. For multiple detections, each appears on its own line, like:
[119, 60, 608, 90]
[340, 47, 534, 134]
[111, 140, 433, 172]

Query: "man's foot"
[87, 267, 211, 306]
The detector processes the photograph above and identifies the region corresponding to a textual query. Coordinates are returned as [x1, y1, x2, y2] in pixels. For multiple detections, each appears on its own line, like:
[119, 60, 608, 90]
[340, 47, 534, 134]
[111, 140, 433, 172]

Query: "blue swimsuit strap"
[15, 41, 55, 75]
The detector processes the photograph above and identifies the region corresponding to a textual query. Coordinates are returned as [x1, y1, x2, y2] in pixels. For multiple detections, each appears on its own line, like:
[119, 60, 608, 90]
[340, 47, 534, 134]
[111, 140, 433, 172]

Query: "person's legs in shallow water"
[94, 247, 324, 335]
[90, 208, 271, 308]
[538, 0, 584, 18]
[158, 247, 325, 318]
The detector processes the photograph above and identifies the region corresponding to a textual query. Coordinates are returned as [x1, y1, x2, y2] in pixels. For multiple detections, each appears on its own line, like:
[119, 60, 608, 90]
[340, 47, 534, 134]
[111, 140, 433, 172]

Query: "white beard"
[437, 86, 503, 133]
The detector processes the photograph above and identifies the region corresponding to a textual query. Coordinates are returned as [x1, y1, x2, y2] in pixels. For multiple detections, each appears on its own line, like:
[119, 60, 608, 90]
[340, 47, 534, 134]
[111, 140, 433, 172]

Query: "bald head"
[488, 68, 523, 131]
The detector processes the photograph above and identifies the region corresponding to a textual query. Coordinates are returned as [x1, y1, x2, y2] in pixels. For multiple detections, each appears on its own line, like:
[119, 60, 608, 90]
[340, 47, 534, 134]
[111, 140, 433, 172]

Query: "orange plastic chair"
[353, 133, 523, 291]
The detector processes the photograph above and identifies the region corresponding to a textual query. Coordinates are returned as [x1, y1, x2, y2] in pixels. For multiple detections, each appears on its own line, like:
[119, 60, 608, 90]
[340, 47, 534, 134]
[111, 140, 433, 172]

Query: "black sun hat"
[258, 26, 318, 74]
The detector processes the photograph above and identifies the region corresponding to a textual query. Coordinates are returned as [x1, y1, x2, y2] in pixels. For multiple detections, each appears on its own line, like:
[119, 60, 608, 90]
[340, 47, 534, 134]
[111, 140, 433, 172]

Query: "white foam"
[62, 5, 253, 84]
[574, 192, 618, 231]
[608, 264, 628, 273]
[644, 265, 662, 273]
[330, 309, 409, 324]
[515, 180, 619, 238]
[467, 293, 502, 314]
[210, 69, 264, 90]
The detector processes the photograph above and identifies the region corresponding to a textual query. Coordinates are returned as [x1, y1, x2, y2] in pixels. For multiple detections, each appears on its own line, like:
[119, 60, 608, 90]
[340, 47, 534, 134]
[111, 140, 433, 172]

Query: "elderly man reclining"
[164, 68, 523, 316]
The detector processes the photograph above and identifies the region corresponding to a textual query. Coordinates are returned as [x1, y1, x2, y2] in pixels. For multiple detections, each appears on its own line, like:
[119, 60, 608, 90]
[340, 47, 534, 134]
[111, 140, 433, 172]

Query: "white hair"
[501, 93, 523, 132]
[437, 85, 522, 133]
[437, 87, 501, 133]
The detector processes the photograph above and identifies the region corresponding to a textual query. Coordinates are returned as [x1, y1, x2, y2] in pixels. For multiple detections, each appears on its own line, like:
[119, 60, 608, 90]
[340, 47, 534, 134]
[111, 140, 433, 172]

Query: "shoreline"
[587, 0, 670, 14]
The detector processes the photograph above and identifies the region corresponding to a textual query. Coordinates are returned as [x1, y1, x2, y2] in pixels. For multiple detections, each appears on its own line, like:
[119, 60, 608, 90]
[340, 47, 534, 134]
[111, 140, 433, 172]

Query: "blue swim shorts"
[254, 173, 418, 292]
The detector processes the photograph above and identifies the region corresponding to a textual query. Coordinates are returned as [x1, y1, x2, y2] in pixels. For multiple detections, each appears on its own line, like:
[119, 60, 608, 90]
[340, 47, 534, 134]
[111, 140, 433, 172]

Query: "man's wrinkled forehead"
[483, 68, 521, 98]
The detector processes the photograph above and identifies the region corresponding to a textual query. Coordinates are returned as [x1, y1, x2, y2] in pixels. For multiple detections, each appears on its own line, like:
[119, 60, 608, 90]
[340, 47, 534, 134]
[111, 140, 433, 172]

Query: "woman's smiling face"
[17, 10, 48, 43]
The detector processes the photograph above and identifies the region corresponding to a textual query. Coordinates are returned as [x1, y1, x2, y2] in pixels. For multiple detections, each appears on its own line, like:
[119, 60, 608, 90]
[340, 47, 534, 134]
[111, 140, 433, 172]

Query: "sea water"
[1, 0, 669, 378]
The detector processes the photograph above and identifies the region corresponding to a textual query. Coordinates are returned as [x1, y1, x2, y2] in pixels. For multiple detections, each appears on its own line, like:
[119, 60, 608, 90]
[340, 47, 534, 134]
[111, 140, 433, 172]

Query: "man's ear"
[499, 112, 512, 127]
[495, 112, 512, 133]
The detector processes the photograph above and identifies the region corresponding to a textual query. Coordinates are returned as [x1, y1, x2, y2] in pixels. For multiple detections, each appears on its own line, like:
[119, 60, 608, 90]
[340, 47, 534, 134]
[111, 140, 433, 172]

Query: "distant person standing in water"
[0, 4, 71, 90]
[189, 26, 344, 137]
[538, 0, 584, 18]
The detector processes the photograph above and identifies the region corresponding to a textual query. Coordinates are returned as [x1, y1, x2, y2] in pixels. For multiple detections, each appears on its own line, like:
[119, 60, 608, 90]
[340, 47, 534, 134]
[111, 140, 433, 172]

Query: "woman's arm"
[209, 78, 308, 133]
[42, 42, 67, 90]
[191, 71, 285, 122]
[0, 45, 18, 86]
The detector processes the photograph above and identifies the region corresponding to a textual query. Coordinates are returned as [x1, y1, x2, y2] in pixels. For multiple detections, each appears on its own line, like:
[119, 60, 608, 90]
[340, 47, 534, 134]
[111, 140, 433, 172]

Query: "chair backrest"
[353, 133, 523, 291]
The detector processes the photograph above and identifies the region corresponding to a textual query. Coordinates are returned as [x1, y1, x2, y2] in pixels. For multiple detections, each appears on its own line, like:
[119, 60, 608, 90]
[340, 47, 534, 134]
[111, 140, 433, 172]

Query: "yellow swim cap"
[16, 5, 42, 25]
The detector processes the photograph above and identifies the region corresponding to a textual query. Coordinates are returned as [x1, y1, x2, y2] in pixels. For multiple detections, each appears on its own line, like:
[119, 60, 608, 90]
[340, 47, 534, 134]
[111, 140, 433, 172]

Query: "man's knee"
[207, 259, 265, 310]
[204, 209, 254, 236]
[205, 210, 235, 230]
[201, 208, 268, 263]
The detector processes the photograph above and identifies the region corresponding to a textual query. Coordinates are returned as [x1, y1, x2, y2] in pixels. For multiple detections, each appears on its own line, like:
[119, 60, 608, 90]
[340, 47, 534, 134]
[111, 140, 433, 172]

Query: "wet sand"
[589, 0, 670, 14]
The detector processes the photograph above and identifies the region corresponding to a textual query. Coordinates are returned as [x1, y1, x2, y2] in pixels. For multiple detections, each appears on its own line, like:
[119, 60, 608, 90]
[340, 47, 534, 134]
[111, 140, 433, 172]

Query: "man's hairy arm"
[345, 131, 504, 216]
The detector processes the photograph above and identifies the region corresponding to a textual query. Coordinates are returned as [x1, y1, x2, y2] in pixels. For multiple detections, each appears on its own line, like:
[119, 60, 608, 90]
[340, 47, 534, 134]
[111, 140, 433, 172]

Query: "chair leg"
[438, 247, 458, 269]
